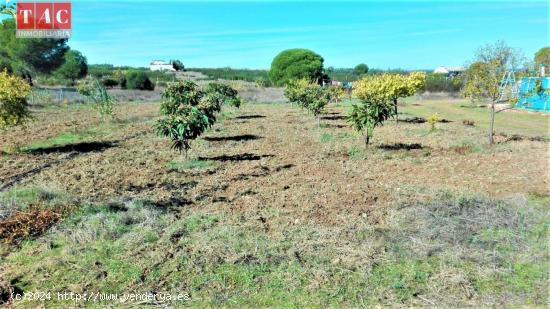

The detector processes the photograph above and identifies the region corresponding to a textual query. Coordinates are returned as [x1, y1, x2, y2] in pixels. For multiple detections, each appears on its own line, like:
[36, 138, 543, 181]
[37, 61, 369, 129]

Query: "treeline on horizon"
[86, 64, 463, 93]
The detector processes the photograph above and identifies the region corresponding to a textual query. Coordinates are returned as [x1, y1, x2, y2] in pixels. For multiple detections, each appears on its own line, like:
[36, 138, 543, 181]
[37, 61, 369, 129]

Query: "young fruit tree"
[284, 78, 311, 108]
[76, 78, 116, 121]
[377, 72, 426, 123]
[156, 81, 241, 156]
[0, 70, 32, 129]
[349, 75, 395, 147]
[284, 79, 330, 127]
[328, 86, 347, 104]
[305, 85, 331, 127]
[462, 41, 526, 144]
[206, 83, 243, 109]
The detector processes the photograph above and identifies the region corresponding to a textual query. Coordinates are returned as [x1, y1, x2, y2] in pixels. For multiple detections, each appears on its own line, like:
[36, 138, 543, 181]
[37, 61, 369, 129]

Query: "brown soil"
[1, 103, 548, 227]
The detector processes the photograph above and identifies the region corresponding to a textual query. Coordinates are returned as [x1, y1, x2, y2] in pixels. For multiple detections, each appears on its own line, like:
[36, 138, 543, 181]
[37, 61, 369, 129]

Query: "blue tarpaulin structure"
[516, 77, 549, 112]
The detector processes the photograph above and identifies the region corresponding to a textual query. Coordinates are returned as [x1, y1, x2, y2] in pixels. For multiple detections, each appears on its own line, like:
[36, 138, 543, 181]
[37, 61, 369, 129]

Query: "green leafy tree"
[269, 49, 325, 86]
[205, 83, 242, 109]
[156, 81, 240, 156]
[353, 63, 369, 76]
[126, 70, 155, 90]
[56, 50, 88, 84]
[306, 86, 330, 127]
[284, 78, 330, 127]
[171, 60, 185, 71]
[347, 94, 394, 147]
[156, 81, 209, 156]
[534, 47, 550, 70]
[284, 78, 312, 108]
[0, 18, 68, 81]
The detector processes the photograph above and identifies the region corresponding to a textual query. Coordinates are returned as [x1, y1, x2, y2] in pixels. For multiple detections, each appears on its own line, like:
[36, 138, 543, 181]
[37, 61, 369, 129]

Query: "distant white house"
[150, 60, 176, 72]
[434, 66, 466, 76]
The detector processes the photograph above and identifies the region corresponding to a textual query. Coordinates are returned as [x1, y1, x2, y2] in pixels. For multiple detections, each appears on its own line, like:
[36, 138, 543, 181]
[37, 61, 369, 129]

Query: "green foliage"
[284, 79, 330, 126]
[0, 3, 16, 17]
[101, 77, 120, 88]
[88, 64, 116, 79]
[156, 81, 240, 154]
[171, 59, 185, 71]
[55, 50, 88, 84]
[190, 67, 271, 85]
[0, 18, 69, 77]
[462, 61, 500, 103]
[269, 49, 325, 86]
[328, 86, 347, 103]
[125, 70, 155, 90]
[205, 83, 243, 109]
[0, 70, 32, 128]
[327, 67, 410, 82]
[353, 63, 369, 76]
[255, 77, 270, 88]
[347, 99, 394, 146]
[423, 73, 464, 92]
[534, 46, 550, 70]
[76, 78, 116, 120]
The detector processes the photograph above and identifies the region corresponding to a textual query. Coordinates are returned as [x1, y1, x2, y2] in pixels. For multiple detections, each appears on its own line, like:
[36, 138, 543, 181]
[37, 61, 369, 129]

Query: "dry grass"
[0, 99, 548, 307]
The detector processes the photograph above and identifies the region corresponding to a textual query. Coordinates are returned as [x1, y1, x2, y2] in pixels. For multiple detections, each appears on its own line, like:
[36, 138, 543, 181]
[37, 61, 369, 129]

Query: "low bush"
[0, 70, 32, 129]
[125, 70, 155, 90]
[422, 73, 464, 92]
[101, 77, 119, 88]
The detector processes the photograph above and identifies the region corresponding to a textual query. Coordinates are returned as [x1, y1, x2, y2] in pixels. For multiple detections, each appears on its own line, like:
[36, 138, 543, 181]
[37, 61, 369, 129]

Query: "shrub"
[269, 49, 325, 86]
[156, 81, 240, 156]
[205, 83, 242, 109]
[284, 79, 330, 126]
[427, 113, 440, 131]
[55, 50, 88, 84]
[126, 70, 155, 90]
[423, 73, 463, 92]
[77, 78, 116, 120]
[353, 63, 369, 76]
[255, 77, 271, 88]
[0, 70, 32, 129]
[349, 75, 396, 146]
[284, 78, 312, 107]
[101, 77, 119, 88]
[328, 86, 347, 104]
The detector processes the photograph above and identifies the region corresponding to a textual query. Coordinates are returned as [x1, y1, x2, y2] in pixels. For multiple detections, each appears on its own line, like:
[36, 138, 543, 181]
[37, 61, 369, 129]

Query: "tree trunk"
[393, 98, 399, 124]
[364, 128, 370, 148]
[489, 102, 495, 145]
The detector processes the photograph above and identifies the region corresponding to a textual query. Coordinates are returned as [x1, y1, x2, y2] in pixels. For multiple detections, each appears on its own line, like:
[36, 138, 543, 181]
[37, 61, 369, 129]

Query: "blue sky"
[66, 1, 548, 69]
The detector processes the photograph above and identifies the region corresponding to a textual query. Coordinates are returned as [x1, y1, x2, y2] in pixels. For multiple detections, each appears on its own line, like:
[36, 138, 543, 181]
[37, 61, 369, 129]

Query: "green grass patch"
[20, 124, 111, 153]
[1, 194, 548, 307]
[167, 159, 214, 170]
[320, 133, 334, 143]
[347, 145, 363, 159]
[401, 99, 550, 137]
